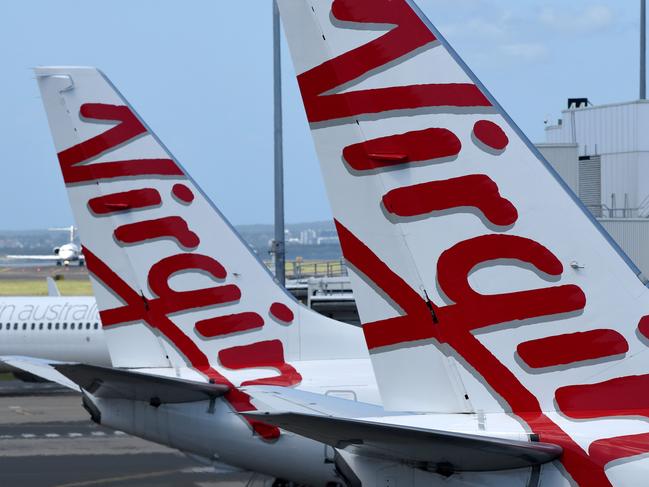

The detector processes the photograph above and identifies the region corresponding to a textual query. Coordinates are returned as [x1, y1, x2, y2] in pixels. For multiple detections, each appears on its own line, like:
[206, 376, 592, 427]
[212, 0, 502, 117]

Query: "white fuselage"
[56, 242, 81, 263]
[88, 359, 380, 486]
[0, 296, 111, 371]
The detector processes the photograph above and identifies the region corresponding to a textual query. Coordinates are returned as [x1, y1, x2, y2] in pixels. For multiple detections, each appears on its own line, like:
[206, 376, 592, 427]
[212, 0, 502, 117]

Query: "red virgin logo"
[59, 103, 301, 440]
[297, 0, 649, 483]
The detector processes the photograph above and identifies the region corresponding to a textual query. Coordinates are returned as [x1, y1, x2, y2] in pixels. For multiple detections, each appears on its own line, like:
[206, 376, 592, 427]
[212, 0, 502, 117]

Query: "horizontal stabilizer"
[243, 385, 389, 418]
[245, 412, 561, 472]
[1, 356, 80, 391]
[53, 364, 228, 404]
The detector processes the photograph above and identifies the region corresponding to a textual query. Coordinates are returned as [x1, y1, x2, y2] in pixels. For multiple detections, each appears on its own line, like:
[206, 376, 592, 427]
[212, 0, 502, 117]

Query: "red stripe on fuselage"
[589, 432, 649, 468]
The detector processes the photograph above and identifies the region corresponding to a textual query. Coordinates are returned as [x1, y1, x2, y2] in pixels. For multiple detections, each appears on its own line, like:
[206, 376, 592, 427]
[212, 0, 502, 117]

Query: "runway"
[0, 264, 89, 281]
[0, 380, 272, 487]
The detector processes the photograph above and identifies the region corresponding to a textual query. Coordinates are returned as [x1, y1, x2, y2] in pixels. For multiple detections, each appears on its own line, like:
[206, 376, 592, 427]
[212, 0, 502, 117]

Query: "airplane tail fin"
[46, 277, 61, 297]
[34, 67, 366, 438]
[277, 0, 649, 480]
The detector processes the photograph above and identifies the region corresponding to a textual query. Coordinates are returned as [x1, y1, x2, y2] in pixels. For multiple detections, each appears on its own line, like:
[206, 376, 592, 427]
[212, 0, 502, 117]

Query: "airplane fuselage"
[0, 296, 110, 371]
[87, 359, 379, 486]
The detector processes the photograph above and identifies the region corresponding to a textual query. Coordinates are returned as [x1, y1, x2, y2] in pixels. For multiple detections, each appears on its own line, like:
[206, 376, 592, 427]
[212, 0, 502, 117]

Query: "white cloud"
[441, 17, 507, 41]
[500, 42, 549, 61]
[540, 5, 614, 33]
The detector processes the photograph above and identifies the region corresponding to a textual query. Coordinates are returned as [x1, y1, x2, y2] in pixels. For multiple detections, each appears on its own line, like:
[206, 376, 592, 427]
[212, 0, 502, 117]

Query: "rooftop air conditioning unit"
[568, 98, 590, 109]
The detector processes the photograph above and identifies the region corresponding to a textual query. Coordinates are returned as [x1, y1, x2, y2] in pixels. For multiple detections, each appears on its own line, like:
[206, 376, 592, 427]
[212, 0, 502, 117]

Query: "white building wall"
[541, 100, 649, 278]
[545, 100, 649, 212]
[600, 219, 649, 277]
[545, 100, 649, 156]
[536, 143, 579, 194]
[572, 103, 637, 155]
[637, 153, 649, 213]
[600, 153, 639, 211]
[545, 123, 571, 144]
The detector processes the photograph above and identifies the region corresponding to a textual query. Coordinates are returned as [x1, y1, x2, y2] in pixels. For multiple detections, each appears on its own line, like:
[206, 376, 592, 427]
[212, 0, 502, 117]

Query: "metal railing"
[265, 259, 348, 279]
[586, 205, 649, 219]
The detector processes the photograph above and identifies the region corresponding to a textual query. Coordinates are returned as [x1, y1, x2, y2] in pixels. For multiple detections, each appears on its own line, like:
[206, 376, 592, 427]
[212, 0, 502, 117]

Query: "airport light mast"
[272, 0, 286, 285]
[642, 0, 647, 99]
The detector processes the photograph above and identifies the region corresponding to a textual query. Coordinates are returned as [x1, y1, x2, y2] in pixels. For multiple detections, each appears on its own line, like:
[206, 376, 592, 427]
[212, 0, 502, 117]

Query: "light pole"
[272, 0, 286, 285]
[642, 0, 647, 99]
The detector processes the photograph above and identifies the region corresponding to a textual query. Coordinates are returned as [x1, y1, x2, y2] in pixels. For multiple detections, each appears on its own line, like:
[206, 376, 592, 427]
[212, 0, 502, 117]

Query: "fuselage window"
[31, 323, 35, 330]
[47, 323, 52, 330]
[94, 323, 99, 330]
[13, 323, 18, 330]
[62, 323, 67, 330]
[71, 323, 75, 330]
[22, 323, 26, 330]
[86, 323, 90, 330]
[39, 323, 43, 330]
[55, 323, 59, 330]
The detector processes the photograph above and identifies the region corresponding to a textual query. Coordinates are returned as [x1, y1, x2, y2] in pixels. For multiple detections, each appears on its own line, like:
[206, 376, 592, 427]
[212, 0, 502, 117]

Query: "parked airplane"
[256, 0, 649, 486]
[7, 226, 84, 266]
[5, 66, 379, 485]
[0, 278, 109, 377]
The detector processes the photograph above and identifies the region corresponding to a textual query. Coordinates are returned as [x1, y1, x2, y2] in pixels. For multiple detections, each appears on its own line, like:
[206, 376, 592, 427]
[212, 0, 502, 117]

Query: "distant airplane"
[7, 226, 84, 266]
[0, 277, 109, 379]
[6, 66, 379, 485]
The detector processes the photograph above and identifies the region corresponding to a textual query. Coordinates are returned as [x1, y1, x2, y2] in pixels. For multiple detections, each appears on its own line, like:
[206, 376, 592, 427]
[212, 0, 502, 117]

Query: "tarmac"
[0, 380, 272, 487]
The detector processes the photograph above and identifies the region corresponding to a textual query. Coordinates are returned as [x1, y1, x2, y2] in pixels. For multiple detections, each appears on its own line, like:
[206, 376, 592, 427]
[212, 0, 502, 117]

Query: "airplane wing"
[6, 255, 60, 261]
[0, 356, 80, 391]
[244, 411, 562, 472]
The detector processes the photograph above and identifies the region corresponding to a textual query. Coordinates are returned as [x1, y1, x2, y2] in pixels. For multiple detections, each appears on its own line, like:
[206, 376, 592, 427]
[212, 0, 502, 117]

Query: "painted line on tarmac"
[53, 468, 189, 487]
[1, 430, 128, 440]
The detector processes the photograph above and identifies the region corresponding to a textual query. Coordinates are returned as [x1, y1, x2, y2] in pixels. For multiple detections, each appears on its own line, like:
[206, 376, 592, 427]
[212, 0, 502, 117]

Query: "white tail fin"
[35, 66, 366, 439]
[278, 0, 649, 482]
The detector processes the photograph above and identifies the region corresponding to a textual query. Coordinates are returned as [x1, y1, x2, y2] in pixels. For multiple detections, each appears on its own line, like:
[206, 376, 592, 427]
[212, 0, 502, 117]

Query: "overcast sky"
[0, 1, 641, 229]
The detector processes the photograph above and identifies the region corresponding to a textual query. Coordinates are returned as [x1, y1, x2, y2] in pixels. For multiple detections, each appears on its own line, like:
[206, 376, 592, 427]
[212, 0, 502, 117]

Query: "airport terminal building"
[538, 98, 649, 277]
